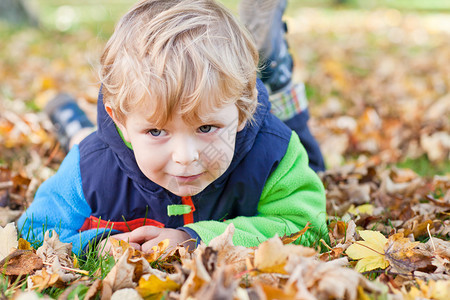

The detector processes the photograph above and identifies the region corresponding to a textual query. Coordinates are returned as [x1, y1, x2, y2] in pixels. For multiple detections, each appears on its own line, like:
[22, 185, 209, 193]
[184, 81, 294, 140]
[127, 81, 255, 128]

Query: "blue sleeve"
[18, 145, 111, 255]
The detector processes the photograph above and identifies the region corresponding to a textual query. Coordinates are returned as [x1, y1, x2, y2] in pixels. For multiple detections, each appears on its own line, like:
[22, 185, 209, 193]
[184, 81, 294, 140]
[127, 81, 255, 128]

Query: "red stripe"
[291, 86, 301, 112]
[181, 196, 195, 224]
[79, 216, 164, 232]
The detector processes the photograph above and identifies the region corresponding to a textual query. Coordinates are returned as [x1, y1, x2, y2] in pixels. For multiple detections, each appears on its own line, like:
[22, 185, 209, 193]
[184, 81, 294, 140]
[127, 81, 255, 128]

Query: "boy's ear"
[104, 103, 130, 142]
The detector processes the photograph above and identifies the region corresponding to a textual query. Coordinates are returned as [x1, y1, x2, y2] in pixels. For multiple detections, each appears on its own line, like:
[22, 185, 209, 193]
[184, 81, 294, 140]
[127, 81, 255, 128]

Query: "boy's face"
[110, 103, 245, 196]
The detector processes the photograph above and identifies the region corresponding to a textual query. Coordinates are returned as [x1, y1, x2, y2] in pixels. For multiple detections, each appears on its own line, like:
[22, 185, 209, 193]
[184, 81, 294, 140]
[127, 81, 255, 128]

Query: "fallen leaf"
[18, 238, 33, 250]
[347, 203, 374, 216]
[136, 274, 180, 299]
[384, 232, 434, 274]
[257, 283, 297, 300]
[285, 257, 382, 300]
[111, 288, 143, 300]
[401, 279, 450, 300]
[36, 230, 78, 282]
[194, 266, 239, 300]
[84, 278, 102, 300]
[110, 238, 137, 260]
[179, 254, 212, 299]
[28, 268, 61, 292]
[0, 249, 43, 275]
[0, 207, 22, 227]
[281, 222, 311, 244]
[254, 235, 316, 274]
[402, 219, 434, 239]
[143, 239, 170, 263]
[102, 247, 152, 297]
[204, 223, 254, 274]
[345, 230, 389, 272]
[0, 222, 18, 260]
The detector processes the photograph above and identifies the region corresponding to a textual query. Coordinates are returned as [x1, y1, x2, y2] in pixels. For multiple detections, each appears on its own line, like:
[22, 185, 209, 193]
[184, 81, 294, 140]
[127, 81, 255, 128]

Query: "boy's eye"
[148, 129, 165, 136]
[198, 125, 217, 133]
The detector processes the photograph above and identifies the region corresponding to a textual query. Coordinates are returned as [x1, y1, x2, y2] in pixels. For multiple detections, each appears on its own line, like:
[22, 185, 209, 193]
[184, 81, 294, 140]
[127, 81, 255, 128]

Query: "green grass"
[32, 0, 240, 36]
[30, 0, 450, 35]
[397, 155, 450, 177]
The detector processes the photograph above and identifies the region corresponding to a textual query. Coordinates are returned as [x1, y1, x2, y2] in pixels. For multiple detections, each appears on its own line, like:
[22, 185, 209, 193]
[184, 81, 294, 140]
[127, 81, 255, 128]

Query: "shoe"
[239, 0, 293, 93]
[45, 93, 94, 151]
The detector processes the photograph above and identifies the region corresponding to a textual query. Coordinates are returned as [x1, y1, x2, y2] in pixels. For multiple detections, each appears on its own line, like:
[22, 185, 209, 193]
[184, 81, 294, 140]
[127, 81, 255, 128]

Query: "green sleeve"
[184, 132, 328, 247]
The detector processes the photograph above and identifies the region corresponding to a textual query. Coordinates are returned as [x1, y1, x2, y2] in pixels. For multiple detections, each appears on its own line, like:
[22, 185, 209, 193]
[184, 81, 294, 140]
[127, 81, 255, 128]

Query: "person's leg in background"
[239, 0, 325, 172]
[45, 93, 95, 151]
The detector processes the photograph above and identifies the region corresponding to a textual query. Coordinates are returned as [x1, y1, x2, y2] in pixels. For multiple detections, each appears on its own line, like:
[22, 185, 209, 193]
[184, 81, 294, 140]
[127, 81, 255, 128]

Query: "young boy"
[19, 0, 327, 255]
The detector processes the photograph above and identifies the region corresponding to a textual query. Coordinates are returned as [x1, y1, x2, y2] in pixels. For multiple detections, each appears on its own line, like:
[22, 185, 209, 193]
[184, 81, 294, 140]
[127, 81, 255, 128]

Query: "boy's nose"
[172, 137, 199, 165]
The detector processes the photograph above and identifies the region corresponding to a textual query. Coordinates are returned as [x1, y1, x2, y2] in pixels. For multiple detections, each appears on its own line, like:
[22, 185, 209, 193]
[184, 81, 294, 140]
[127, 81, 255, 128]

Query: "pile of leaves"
[1, 221, 449, 299]
[288, 9, 450, 170]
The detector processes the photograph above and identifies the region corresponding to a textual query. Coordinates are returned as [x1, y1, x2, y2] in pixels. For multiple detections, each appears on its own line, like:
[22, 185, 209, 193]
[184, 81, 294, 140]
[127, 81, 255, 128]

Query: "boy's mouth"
[172, 172, 204, 183]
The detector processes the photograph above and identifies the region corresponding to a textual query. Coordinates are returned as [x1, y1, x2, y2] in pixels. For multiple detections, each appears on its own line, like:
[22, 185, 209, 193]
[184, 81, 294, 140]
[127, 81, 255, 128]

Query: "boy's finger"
[141, 240, 157, 253]
[129, 225, 162, 243]
[129, 242, 141, 251]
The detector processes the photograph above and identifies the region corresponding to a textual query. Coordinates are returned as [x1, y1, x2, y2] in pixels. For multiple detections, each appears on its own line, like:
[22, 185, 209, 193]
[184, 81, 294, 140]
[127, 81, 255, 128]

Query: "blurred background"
[1, 0, 449, 182]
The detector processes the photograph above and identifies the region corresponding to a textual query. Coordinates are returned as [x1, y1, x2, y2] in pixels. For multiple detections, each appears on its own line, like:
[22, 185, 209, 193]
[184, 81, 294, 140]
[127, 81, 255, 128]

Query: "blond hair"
[100, 0, 259, 126]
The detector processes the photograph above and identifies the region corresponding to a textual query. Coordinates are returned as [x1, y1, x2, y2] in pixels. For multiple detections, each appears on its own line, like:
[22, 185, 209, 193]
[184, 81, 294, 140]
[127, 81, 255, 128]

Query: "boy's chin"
[166, 184, 206, 197]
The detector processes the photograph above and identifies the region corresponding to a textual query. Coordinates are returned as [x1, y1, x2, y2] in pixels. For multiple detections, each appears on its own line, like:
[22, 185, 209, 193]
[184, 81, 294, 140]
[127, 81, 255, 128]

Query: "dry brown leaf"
[319, 247, 345, 262]
[102, 248, 138, 298]
[203, 223, 254, 274]
[380, 169, 422, 196]
[28, 268, 61, 292]
[189, 266, 238, 300]
[111, 288, 143, 300]
[285, 257, 382, 300]
[36, 230, 78, 283]
[179, 254, 212, 299]
[402, 219, 434, 238]
[384, 232, 434, 274]
[0, 207, 22, 227]
[0, 249, 43, 276]
[420, 131, 450, 162]
[254, 235, 316, 274]
[84, 278, 102, 300]
[280, 222, 311, 244]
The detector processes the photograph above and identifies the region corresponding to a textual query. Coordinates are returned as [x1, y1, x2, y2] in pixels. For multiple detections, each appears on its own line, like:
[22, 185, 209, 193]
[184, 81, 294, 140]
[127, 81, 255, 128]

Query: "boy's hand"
[129, 226, 196, 253]
[97, 232, 141, 256]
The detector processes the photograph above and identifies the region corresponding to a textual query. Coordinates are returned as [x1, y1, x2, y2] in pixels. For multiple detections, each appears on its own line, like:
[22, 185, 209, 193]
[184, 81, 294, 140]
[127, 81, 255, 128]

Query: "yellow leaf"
[18, 238, 32, 250]
[143, 239, 170, 263]
[151, 239, 169, 254]
[136, 274, 180, 299]
[433, 280, 450, 300]
[72, 254, 79, 269]
[345, 230, 389, 272]
[402, 279, 450, 300]
[358, 230, 387, 254]
[357, 285, 372, 300]
[347, 204, 374, 215]
[354, 254, 389, 273]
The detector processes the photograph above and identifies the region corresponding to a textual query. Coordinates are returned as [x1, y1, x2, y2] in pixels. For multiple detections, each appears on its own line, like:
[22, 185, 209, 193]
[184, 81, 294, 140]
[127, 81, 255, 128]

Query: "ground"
[0, 1, 449, 299]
